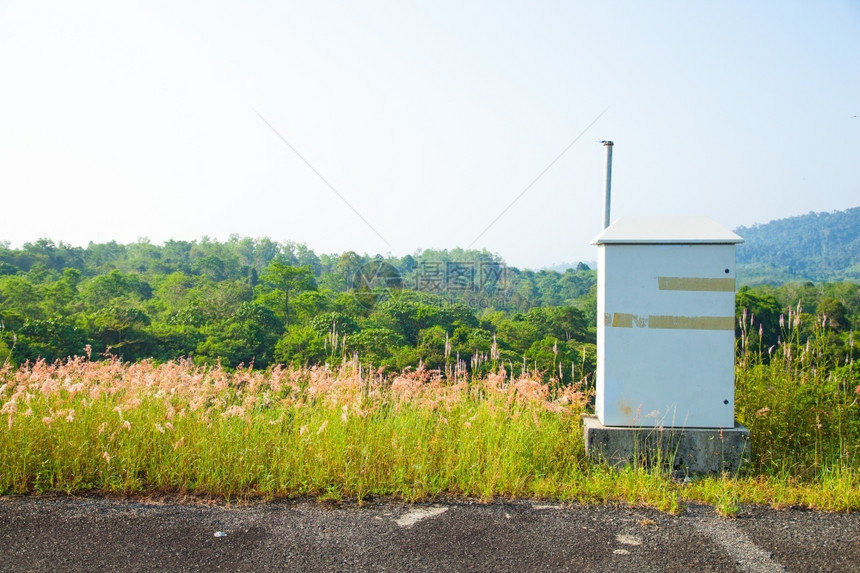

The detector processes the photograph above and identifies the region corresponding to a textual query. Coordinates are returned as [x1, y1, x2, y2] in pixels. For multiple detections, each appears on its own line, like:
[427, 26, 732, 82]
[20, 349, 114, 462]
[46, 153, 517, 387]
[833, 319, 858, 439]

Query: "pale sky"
[1, 0, 858, 269]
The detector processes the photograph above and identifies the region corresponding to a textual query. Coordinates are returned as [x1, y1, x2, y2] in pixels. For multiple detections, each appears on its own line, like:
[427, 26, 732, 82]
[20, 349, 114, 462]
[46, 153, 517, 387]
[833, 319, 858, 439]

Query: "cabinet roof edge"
[591, 216, 744, 245]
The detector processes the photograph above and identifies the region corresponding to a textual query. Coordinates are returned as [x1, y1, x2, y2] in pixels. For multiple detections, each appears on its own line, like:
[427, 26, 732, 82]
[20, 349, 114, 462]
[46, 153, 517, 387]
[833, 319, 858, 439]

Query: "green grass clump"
[735, 307, 860, 481]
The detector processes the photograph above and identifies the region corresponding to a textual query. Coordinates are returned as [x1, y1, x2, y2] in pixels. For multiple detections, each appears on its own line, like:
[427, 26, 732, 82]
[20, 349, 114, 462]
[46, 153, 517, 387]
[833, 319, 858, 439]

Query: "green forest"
[0, 238, 598, 377]
[1, 235, 858, 379]
[736, 206, 860, 283]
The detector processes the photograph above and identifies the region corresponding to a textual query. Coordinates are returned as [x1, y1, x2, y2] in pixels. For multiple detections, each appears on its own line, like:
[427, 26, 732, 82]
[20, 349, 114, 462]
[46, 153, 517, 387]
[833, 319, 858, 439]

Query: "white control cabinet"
[592, 217, 743, 428]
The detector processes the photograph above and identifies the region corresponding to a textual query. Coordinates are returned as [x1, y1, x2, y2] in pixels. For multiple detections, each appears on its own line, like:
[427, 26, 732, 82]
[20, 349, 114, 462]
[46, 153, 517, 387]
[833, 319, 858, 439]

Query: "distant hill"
[540, 261, 595, 273]
[735, 207, 860, 285]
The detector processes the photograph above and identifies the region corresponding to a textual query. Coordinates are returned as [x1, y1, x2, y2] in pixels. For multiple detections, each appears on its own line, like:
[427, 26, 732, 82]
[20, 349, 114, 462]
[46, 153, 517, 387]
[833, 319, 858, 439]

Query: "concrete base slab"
[582, 416, 750, 475]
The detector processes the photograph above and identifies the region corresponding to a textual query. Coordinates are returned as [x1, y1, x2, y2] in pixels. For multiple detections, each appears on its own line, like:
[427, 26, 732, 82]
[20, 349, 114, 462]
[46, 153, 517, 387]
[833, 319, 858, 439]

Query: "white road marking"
[394, 505, 449, 528]
[692, 517, 785, 573]
[616, 534, 642, 546]
[532, 503, 563, 510]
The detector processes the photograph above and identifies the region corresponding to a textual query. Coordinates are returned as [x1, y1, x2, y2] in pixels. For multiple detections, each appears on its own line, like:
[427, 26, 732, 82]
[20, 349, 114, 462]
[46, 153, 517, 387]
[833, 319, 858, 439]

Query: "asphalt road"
[1, 496, 858, 572]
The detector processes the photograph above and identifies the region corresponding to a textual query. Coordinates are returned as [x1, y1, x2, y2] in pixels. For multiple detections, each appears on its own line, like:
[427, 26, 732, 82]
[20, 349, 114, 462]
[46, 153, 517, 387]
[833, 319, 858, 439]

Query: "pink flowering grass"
[2, 329, 860, 513]
[0, 357, 590, 501]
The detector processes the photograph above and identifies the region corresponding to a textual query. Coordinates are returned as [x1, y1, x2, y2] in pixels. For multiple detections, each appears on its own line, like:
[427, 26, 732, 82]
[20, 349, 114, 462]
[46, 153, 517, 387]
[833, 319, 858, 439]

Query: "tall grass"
[2, 305, 859, 512]
[0, 356, 591, 501]
[735, 305, 860, 479]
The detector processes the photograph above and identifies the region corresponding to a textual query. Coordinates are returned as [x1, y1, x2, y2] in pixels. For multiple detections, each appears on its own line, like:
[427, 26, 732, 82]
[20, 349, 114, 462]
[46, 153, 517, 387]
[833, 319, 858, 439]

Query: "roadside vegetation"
[2, 237, 860, 514]
[1, 301, 857, 514]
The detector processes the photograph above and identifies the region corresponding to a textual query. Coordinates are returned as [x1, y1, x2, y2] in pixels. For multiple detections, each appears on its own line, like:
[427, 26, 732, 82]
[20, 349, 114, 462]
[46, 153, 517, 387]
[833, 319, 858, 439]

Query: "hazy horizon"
[2, 1, 858, 269]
